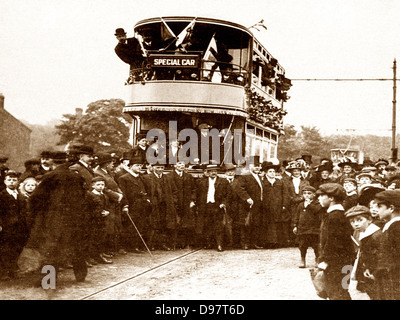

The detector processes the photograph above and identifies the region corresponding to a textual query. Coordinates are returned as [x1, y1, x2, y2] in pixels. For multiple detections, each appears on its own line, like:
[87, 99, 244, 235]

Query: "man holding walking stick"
[118, 156, 151, 254]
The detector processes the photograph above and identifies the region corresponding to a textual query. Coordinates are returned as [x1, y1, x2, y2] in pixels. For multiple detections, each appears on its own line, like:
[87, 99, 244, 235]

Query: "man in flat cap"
[373, 190, 400, 299]
[26, 151, 89, 283]
[316, 183, 356, 300]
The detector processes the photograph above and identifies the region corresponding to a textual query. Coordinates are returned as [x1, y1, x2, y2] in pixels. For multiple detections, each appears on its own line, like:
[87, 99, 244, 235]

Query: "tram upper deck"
[123, 17, 291, 119]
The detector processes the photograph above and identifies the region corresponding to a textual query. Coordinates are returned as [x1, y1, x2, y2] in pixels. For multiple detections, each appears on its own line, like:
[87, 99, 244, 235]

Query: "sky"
[1, 0, 399, 136]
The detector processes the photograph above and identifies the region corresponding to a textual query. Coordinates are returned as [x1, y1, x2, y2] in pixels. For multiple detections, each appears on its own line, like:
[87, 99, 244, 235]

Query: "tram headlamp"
[191, 73, 198, 79]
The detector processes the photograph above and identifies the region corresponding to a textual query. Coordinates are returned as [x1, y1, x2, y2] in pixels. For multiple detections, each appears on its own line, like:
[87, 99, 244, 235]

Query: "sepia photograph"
[1, 0, 400, 306]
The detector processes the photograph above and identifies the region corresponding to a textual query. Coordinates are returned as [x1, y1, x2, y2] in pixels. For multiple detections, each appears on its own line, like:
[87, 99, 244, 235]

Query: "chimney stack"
[0, 93, 4, 109]
[75, 108, 83, 117]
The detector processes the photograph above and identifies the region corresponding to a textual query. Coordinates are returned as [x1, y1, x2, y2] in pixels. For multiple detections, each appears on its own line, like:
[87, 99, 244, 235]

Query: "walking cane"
[123, 209, 153, 257]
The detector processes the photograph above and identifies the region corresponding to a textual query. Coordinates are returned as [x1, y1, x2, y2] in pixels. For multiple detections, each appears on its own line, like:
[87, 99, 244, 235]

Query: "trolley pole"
[391, 59, 398, 164]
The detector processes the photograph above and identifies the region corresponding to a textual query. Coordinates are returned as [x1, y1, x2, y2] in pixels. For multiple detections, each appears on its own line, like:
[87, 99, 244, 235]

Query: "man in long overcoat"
[26, 151, 88, 282]
[169, 161, 197, 249]
[118, 157, 151, 252]
[234, 158, 264, 248]
[262, 161, 291, 248]
[220, 164, 250, 249]
[68, 144, 95, 265]
[142, 164, 178, 250]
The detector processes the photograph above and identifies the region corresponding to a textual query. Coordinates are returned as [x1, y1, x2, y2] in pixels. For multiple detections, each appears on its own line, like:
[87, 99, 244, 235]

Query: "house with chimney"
[0, 93, 32, 172]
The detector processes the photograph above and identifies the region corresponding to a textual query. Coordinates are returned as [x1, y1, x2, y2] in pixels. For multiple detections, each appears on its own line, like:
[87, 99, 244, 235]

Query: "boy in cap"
[316, 183, 356, 300]
[93, 153, 124, 256]
[86, 176, 112, 265]
[357, 172, 373, 190]
[293, 185, 322, 268]
[345, 205, 383, 300]
[373, 190, 400, 299]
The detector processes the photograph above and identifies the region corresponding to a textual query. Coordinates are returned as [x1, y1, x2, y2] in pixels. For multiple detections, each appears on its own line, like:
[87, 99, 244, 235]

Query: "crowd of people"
[1, 141, 400, 299]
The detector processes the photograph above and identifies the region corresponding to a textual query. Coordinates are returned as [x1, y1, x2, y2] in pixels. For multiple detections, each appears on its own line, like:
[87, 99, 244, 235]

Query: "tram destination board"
[148, 54, 200, 68]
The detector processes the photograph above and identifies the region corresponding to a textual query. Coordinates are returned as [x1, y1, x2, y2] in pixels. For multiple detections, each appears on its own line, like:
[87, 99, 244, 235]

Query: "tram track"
[79, 248, 203, 300]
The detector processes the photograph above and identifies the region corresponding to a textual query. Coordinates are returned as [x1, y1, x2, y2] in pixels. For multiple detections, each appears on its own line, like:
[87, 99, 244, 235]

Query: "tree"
[299, 125, 330, 159]
[278, 125, 330, 162]
[277, 124, 300, 160]
[56, 99, 132, 153]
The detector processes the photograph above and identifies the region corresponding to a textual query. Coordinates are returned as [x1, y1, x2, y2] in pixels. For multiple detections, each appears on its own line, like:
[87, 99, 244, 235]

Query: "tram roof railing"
[134, 16, 254, 36]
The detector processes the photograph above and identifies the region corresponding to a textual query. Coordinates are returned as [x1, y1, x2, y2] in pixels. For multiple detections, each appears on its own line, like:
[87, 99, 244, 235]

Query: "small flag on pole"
[161, 18, 176, 42]
[175, 18, 197, 47]
[202, 33, 221, 82]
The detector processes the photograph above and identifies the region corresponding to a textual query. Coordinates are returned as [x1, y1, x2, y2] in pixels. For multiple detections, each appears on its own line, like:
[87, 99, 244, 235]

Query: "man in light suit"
[196, 164, 227, 251]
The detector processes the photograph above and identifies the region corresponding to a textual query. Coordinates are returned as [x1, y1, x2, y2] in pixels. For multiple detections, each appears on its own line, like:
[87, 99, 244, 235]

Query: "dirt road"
[0, 247, 331, 300]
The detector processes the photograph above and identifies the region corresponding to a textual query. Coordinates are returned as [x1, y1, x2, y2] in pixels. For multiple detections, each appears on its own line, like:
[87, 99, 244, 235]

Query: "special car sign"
[148, 54, 200, 68]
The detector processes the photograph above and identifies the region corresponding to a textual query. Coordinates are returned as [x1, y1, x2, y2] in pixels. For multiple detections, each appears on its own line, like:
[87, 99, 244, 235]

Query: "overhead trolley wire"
[290, 78, 399, 81]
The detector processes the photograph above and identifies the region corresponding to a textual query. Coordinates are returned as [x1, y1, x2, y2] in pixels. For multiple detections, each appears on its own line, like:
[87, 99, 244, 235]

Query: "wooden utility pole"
[392, 58, 398, 164]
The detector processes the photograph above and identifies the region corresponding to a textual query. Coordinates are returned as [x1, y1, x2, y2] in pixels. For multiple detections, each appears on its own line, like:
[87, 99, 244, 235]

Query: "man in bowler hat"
[114, 28, 144, 81]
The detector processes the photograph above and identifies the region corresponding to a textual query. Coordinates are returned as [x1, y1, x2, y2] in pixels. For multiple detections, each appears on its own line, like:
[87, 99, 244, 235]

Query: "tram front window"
[129, 20, 251, 85]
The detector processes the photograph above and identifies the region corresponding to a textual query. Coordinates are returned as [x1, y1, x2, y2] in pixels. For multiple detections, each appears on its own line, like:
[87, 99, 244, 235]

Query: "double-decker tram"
[121, 16, 292, 166]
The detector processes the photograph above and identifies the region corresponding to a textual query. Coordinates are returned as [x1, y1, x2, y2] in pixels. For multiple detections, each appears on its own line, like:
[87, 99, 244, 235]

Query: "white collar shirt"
[207, 177, 216, 203]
